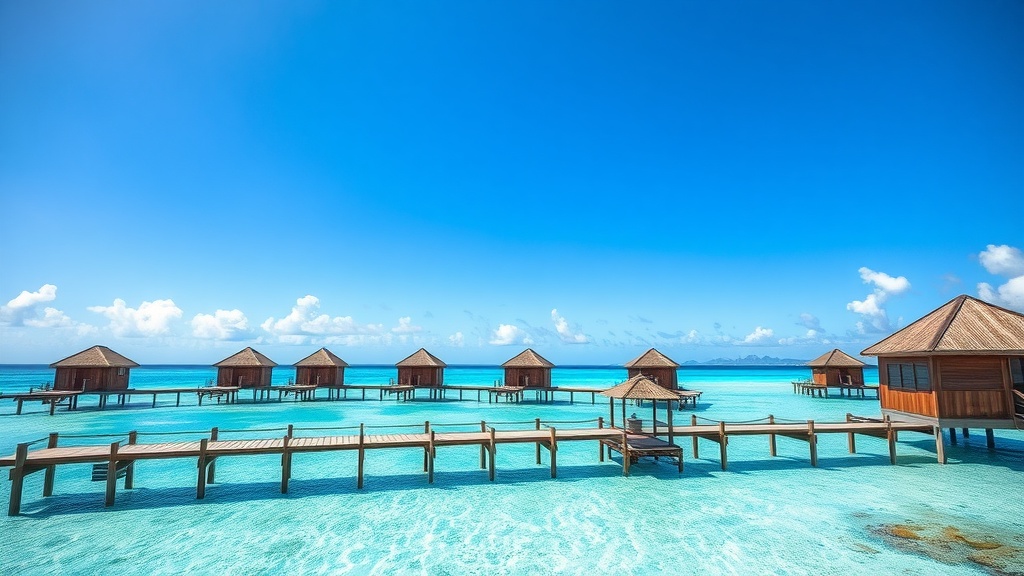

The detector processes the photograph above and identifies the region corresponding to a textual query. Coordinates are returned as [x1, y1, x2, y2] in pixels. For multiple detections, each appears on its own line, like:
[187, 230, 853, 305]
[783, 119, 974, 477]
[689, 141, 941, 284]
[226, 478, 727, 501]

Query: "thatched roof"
[601, 374, 680, 400]
[862, 295, 1024, 356]
[501, 348, 554, 368]
[293, 347, 349, 367]
[624, 348, 680, 368]
[214, 347, 277, 367]
[49, 345, 139, 368]
[396, 348, 446, 367]
[807, 349, 865, 368]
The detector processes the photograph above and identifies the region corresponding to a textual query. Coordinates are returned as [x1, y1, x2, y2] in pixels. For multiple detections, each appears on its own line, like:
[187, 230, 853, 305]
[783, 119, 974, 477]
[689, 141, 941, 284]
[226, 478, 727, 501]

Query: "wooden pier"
[792, 381, 879, 398]
[2, 413, 947, 516]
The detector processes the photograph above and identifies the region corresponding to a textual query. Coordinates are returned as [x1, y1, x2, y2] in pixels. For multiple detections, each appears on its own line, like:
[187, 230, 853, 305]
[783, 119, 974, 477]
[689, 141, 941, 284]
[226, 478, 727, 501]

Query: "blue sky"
[1, 1, 1022, 365]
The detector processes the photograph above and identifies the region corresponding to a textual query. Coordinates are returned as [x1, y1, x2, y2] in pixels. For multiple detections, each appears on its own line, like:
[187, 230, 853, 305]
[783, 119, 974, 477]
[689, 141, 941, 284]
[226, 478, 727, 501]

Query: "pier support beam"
[718, 421, 728, 471]
[280, 435, 292, 494]
[887, 422, 897, 465]
[104, 441, 119, 507]
[488, 427, 496, 481]
[769, 415, 777, 457]
[934, 426, 946, 464]
[549, 427, 557, 479]
[197, 439, 208, 499]
[427, 431, 435, 484]
[357, 424, 365, 489]
[535, 418, 542, 465]
[808, 421, 817, 467]
[949, 428, 957, 445]
[8, 443, 29, 516]
[845, 414, 856, 454]
[125, 431, 137, 489]
[43, 433, 58, 497]
[985, 429, 995, 449]
[691, 415, 699, 460]
[207, 428, 218, 484]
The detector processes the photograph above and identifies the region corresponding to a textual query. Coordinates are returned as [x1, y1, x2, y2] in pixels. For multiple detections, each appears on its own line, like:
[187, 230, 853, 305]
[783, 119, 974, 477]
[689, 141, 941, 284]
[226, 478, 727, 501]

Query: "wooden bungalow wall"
[53, 367, 130, 391]
[398, 367, 443, 387]
[935, 356, 1011, 420]
[878, 357, 938, 418]
[504, 367, 551, 388]
[627, 367, 678, 390]
[217, 367, 272, 388]
[296, 367, 344, 386]
[811, 367, 865, 386]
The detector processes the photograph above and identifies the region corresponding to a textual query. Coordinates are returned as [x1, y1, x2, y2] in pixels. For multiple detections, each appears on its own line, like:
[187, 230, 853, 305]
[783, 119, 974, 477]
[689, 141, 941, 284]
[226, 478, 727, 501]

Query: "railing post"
[43, 433, 59, 497]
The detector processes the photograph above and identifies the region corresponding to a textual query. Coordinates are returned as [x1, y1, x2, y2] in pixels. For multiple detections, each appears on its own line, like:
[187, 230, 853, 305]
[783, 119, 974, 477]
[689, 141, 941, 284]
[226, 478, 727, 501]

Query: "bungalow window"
[886, 362, 930, 391]
[1012, 358, 1024, 391]
[117, 368, 126, 376]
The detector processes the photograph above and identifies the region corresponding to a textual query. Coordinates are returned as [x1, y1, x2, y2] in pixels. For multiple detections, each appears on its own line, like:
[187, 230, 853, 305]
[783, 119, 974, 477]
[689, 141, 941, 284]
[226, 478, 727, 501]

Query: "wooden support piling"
[949, 427, 957, 445]
[427, 430, 435, 484]
[535, 418, 542, 465]
[718, 421, 728, 471]
[281, 435, 292, 493]
[357, 424, 365, 489]
[934, 426, 946, 464]
[887, 421, 897, 465]
[8, 443, 29, 516]
[104, 441, 119, 507]
[768, 415, 777, 457]
[43, 433, 58, 497]
[985, 429, 995, 449]
[846, 414, 856, 453]
[621, 432, 630, 476]
[125, 431, 137, 489]
[197, 438, 208, 499]
[808, 420, 817, 467]
[207, 428, 218, 484]
[423, 421, 431, 472]
[479, 421, 487, 469]
[598, 417, 604, 462]
[488, 427, 496, 481]
[549, 427, 557, 478]
[691, 415, 699, 459]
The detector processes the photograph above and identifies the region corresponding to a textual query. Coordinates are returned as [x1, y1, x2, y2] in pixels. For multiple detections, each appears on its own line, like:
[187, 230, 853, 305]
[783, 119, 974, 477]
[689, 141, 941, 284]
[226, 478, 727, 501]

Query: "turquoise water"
[1, 365, 1022, 575]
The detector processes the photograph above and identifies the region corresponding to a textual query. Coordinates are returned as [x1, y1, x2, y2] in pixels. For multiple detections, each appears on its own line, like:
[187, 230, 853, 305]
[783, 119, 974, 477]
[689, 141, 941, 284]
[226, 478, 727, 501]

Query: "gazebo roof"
[862, 295, 1024, 356]
[293, 347, 349, 367]
[806, 349, 865, 368]
[501, 348, 554, 368]
[396, 348, 446, 368]
[624, 348, 680, 368]
[213, 347, 278, 368]
[601, 374, 680, 400]
[49, 345, 139, 369]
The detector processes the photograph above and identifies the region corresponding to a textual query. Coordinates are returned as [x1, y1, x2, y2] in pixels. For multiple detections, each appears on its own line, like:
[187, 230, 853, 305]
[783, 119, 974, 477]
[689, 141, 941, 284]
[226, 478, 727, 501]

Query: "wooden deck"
[792, 381, 880, 398]
[1, 413, 952, 516]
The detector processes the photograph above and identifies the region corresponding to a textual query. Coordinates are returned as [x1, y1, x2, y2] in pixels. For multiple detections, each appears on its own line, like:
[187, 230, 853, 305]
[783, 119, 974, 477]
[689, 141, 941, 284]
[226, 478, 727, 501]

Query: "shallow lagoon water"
[1, 365, 1022, 575]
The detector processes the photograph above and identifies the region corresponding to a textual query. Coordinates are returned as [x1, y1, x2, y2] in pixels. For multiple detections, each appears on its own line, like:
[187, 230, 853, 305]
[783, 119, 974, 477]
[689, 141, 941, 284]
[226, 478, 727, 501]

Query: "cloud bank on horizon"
[4, 246, 1022, 362]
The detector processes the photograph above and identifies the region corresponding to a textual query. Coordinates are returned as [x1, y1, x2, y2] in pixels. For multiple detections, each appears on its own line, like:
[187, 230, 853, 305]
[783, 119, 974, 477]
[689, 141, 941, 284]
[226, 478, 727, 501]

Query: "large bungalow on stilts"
[214, 347, 277, 388]
[861, 294, 1024, 451]
[49, 345, 139, 391]
[501, 348, 554, 388]
[293, 347, 348, 386]
[624, 348, 680, 389]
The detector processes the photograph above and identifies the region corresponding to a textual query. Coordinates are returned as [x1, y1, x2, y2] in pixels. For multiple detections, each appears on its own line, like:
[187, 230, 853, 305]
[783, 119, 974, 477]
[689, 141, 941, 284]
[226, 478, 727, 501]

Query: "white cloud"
[797, 313, 821, 331]
[979, 244, 1024, 277]
[88, 298, 182, 337]
[977, 245, 1024, 312]
[857, 267, 910, 295]
[846, 267, 911, 333]
[25, 307, 74, 328]
[391, 316, 422, 334]
[448, 332, 465, 346]
[741, 326, 775, 345]
[778, 329, 827, 346]
[1, 284, 58, 325]
[551, 308, 588, 344]
[192, 309, 252, 340]
[489, 324, 533, 346]
[262, 295, 384, 340]
[683, 329, 701, 344]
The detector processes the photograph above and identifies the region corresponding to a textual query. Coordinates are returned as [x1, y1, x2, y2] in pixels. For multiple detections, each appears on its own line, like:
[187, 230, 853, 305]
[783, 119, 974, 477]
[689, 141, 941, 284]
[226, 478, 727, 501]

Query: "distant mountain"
[683, 355, 809, 366]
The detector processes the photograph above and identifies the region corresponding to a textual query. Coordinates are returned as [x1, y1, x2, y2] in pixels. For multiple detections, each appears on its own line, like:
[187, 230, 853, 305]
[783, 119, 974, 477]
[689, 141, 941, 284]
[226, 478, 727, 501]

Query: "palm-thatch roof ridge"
[294, 347, 349, 367]
[862, 295, 1024, 356]
[396, 348, 446, 367]
[624, 348, 680, 368]
[601, 374, 680, 400]
[806, 349, 865, 368]
[214, 347, 278, 367]
[501, 348, 555, 368]
[49, 345, 139, 368]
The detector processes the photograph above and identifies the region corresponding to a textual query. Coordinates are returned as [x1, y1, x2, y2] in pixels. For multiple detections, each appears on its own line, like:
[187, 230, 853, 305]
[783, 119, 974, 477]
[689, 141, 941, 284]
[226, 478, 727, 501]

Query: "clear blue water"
[1, 365, 1022, 575]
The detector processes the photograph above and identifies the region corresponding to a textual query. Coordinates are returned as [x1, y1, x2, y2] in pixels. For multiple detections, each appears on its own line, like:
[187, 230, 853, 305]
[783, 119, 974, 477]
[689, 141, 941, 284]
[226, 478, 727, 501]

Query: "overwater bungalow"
[214, 347, 276, 388]
[396, 348, 445, 387]
[501, 348, 554, 388]
[862, 295, 1024, 441]
[806, 349, 866, 387]
[294, 347, 348, 386]
[49, 345, 139, 391]
[624, 348, 680, 389]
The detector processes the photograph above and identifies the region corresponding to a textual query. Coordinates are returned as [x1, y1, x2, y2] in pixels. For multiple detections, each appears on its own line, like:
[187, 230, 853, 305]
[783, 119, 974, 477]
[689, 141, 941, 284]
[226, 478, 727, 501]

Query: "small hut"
[602, 374, 681, 442]
[806, 349, 866, 387]
[862, 295, 1024, 438]
[294, 347, 348, 386]
[396, 348, 446, 387]
[624, 348, 680, 390]
[501, 348, 554, 388]
[214, 347, 276, 388]
[50, 345, 139, 391]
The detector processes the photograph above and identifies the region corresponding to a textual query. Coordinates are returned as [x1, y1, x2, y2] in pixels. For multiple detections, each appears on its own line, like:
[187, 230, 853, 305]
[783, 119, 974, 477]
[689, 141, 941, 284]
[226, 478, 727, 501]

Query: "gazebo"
[50, 345, 139, 391]
[293, 347, 348, 386]
[624, 348, 680, 389]
[602, 374, 681, 443]
[214, 347, 276, 388]
[396, 348, 446, 387]
[806, 349, 866, 387]
[862, 294, 1024, 443]
[501, 348, 554, 388]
